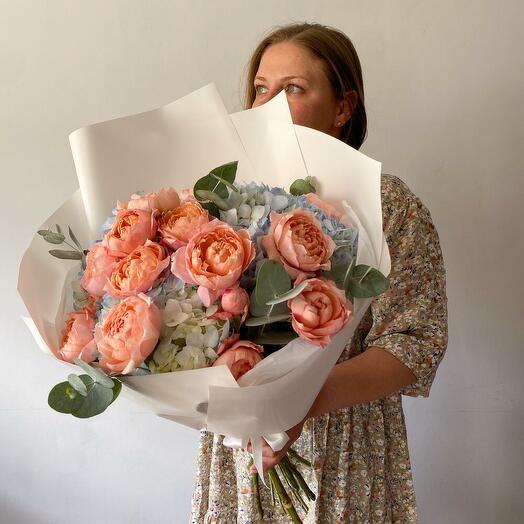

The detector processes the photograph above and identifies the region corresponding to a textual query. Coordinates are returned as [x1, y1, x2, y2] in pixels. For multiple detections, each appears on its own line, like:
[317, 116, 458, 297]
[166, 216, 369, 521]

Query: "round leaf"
[48, 382, 84, 414]
[71, 383, 114, 418]
[67, 374, 88, 396]
[255, 260, 291, 306]
[348, 265, 389, 298]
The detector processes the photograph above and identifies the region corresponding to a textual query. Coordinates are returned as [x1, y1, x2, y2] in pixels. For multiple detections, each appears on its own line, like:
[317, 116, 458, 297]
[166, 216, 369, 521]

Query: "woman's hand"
[246, 418, 306, 473]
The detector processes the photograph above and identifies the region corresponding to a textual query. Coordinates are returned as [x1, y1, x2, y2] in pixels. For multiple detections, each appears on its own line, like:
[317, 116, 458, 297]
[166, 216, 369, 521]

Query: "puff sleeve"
[363, 175, 448, 397]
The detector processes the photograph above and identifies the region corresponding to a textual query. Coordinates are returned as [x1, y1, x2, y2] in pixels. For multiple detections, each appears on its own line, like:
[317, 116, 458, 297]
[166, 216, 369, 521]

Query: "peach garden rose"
[260, 209, 336, 280]
[171, 219, 255, 306]
[158, 199, 209, 250]
[122, 187, 180, 213]
[104, 240, 170, 298]
[81, 243, 120, 298]
[103, 208, 157, 257]
[212, 334, 263, 380]
[94, 294, 161, 375]
[288, 276, 352, 347]
[57, 307, 97, 364]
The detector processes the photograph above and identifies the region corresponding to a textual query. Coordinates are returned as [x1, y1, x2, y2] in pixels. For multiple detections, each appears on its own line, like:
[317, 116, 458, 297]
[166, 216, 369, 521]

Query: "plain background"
[2, 1, 523, 523]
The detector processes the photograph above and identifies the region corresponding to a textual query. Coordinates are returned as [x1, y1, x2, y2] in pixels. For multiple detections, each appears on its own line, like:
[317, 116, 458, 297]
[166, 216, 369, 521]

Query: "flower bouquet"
[18, 84, 390, 522]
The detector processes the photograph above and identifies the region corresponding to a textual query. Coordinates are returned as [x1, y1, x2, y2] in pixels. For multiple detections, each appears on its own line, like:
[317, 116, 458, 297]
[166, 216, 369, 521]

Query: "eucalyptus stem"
[247, 457, 264, 520]
[268, 468, 303, 524]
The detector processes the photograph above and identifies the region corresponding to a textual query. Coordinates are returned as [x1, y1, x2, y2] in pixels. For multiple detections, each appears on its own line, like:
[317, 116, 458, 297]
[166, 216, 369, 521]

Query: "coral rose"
[171, 219, 256, 306]
[305, 193, 343, 220]
[260, 210, 336, 280]
[288, 277, 352, 347]
[104, 240, 170, 298]
[95, 294, 161, 374]
[212, 334, 263, 380]
[158, 200, 209, 250]
[81, 243, 120, 298]
[103, 208, 157, 257]
[123, 188, 180, 213]
[57, 307, 97, 363]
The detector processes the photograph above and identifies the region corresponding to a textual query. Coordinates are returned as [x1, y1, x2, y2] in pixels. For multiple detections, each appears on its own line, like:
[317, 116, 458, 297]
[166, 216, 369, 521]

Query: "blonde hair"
[243, 22, 367, 149]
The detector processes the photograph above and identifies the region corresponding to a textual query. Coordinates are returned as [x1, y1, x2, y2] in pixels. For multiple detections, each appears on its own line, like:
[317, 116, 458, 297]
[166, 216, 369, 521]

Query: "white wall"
[2, 1, 523, 522]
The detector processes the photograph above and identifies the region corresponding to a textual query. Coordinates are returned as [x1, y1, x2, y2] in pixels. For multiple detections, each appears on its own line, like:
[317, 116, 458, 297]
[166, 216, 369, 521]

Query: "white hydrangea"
[148, 286, 229, 373]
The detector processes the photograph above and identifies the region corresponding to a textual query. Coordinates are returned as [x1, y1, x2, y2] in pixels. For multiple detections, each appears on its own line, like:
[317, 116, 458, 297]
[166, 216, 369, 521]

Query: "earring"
[336, 121, 343, 127]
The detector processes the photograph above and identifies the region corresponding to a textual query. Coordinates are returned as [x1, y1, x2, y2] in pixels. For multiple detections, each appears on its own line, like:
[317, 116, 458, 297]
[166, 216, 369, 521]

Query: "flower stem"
[247, 457, 264, 520]
[283, 457, 316, 502]
[268, 468, 303, 524]
[288, 448, 313, 468]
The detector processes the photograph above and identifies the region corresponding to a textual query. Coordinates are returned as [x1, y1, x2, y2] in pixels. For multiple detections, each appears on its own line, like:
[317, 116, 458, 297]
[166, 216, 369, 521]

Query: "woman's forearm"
[306, 346, 417, 418]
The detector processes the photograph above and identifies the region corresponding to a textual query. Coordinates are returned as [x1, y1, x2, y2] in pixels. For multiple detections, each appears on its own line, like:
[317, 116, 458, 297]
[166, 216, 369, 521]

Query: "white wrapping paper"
[18, 84, 390, 479]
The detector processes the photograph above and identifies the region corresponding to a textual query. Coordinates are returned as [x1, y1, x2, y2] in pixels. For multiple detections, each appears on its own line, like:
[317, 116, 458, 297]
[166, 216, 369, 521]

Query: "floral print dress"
[190, 175, 448, 523]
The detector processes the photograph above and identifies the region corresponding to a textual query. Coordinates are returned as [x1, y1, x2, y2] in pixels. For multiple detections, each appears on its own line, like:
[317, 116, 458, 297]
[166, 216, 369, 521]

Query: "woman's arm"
[251, 348, 416, 471]
[307, 346, 417, 418]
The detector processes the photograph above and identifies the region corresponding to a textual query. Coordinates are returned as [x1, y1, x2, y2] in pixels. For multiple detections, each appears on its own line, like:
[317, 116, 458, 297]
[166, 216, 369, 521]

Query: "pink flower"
[305, 193, 343, 220]
[103, 208, 157, 257]
[124, 188, 180, 213]
[212, 334, 263, 380]
[171, 219, 256, 306]
[158, 200, 209, 250]
[260, 210, 336, 280]
[57, 307, 97, 363]
[221, 287, 250, 319]
[104, 240, 170, 298]
[81, 243, 120, 298]
[95, 294, 161, 375]
[288, 277, 352, 347]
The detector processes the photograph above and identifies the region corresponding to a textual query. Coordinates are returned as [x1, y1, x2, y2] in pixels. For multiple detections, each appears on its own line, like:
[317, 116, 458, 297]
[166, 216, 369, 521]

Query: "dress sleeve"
[363, 175, 448, 397]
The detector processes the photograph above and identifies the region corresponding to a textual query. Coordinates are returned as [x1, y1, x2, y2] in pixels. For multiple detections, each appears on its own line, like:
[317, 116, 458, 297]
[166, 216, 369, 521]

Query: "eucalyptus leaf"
[347, 265, 389, 298]
[249, 290, 289, 317]
[71, 382, 114, 418]
[289, 176, 316, 196]
[194, 161, 238, 201]
[43, 232, 66, 244]
[68, 226, 83, 250]
[265, 281, 308, 306]
[201, 202, 220, 218]
[255, 260, 291, 306]
[37, 229, 49, 237]
[244, 313, 291, 327]
[194, 190, 230, 210]
[67, 374, 87, 396]
[110, 379, 122, 405]
[73, 358, 114, 388]
[48, 381, 84, 414]
[49, 249, 83, 260]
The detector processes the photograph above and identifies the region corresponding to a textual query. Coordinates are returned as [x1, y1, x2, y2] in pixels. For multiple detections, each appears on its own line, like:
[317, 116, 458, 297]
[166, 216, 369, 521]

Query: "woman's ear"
[335, 90, 358, 127]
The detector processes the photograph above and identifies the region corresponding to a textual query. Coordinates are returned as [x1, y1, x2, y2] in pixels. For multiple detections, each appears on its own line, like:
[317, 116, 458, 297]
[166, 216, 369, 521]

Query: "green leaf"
[244, 314, 291, 327]
[67, 374, 87, 396]
[209, 172, 239, 193]
[37, 229, 49, 237]
[48, 381, 85, 414]
[43, 231, 66, 244]
[347, 265, 389, 298]
[110, 379, 122, 405]
[55, 224, 63, 235]
[194, 161, 238, 202]
[201, 202, 220, 218]
[249, 289, 289, 317]
[73, 358, 114, 388]
[48, 249, 83, 260]
[68, 226, 83, 250]
[71, 382, 114, 418]
[194, 190, 230, 210]
[255, 260, 291, 306]
[265, 281, 308, 306]
[289, 176, 316, 196]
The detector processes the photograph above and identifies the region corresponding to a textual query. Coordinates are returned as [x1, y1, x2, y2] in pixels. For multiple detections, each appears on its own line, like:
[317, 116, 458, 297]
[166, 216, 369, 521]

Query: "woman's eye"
[255, 85, 268, 95]
[285, 84, 303, 94]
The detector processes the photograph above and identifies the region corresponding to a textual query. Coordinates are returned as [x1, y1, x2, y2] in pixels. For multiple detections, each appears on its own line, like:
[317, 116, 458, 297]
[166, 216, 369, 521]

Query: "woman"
[191, 22, 447, 523]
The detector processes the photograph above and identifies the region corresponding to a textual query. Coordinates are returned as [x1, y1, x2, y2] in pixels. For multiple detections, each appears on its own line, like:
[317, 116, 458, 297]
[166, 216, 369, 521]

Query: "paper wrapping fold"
[18, 84, 389, 478]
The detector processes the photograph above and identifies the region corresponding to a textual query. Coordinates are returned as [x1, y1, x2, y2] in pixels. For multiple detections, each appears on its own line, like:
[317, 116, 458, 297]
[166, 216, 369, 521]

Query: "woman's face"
[252, 41, 348, 138]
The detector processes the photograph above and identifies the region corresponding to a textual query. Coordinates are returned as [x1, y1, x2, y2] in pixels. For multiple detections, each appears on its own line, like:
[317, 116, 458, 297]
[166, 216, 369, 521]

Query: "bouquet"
[18, 84, 391, 523]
